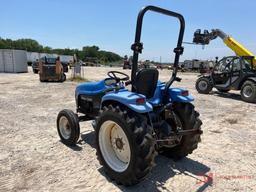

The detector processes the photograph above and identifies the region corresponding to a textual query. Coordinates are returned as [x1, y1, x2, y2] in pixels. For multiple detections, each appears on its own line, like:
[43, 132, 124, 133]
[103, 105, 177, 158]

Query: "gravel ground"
[0, 66, 255, 192]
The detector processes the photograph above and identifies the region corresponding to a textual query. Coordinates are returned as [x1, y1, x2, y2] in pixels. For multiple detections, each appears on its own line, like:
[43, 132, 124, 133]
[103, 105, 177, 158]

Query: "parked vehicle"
[39, 56, 66, 82]
[32, 60, 39, 73]
[196, 56, 256, 103]
[193, 29, 256, 67]
[61, 62, 69, 73]
[123, 55, 132, 69]
[57, 6, 202, 185]
[123, 60, 131, 69]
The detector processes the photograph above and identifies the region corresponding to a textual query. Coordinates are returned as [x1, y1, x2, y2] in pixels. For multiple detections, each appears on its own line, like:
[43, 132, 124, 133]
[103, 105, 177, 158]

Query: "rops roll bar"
[131, 5, 185, 94]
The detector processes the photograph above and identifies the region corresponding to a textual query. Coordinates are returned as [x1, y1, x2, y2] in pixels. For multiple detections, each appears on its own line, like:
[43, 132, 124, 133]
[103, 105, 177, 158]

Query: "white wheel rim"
[59, 116, 71, 139]
[198, 80, 208, 91]
[99, 120, 131, 172]
[243, 85, 253, 98]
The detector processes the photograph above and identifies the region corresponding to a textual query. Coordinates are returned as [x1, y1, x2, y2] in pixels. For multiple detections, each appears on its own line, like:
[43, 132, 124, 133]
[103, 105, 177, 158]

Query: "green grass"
[68, 76, 90, 83]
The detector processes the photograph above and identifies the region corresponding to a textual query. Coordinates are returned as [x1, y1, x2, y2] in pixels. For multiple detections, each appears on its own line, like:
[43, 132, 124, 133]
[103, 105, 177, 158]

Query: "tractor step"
[78, 115, 93, 122]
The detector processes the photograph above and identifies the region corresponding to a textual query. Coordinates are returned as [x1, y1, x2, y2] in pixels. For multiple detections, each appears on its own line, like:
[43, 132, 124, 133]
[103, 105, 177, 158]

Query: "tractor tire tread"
[57, 109, 80, 146]
[161, 103, 202, 160]
[95, 105, 156, 186]
[241, 80, 256, 103]
[195, 77, 213, 94]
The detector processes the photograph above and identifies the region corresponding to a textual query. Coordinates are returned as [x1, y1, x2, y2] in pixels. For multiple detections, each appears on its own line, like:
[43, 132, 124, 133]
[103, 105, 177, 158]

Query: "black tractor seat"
[134, 68, 159, 99]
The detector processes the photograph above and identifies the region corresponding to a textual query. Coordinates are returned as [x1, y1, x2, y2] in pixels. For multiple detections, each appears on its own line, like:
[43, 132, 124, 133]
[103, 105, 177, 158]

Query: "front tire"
[195, 77, 213, 94]
[57, 109, 80, 146]
[241, 80, 256, 103]
[161, 103, 202, 160]
[61, 73, 66, 82]
[95, 105, 156, 186]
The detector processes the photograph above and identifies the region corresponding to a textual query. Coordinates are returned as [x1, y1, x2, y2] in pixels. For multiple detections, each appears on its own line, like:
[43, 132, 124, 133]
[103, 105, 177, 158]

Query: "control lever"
[125, 80, 132, 86]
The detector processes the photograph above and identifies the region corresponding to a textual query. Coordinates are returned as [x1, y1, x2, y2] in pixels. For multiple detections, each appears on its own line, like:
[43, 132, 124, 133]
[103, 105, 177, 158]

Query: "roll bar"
[131, 5, 185, 93]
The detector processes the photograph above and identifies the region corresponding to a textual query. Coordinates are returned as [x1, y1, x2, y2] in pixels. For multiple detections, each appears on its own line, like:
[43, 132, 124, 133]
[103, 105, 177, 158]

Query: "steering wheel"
[107, 71, 129, 82]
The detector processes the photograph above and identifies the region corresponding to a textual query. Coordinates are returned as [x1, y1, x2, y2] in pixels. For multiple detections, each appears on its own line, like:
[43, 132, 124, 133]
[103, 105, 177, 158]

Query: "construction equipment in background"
[138, 60, 157, 69]
[193, 29, 256, 67]
[32, 59, 39, 73]
[38, 56, 66, 82]
[123, 55, 132, 69]
[183, 59, 215, 72]
[195, 56, 256, 103]
[59, 55, 73, 72]
[32, 55, 70, 74]
[61, 62, 69, 73]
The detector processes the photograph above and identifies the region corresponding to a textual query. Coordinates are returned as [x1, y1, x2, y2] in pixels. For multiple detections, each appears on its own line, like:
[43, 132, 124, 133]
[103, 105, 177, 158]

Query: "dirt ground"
[0, 66, 255, 192]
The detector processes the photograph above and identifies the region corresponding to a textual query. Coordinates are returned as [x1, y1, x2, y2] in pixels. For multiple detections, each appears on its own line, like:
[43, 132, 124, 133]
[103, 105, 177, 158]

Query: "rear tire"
[57, 109, 80, 146]
[195, 77, 213, 94]
[241, 80, 256, 103]
[95, 105, 156, 186]
[160, 103, 202, 160]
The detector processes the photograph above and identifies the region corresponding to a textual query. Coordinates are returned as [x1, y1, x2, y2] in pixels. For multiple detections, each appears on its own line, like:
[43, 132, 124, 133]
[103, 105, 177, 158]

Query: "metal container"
[0, 49, 28, 73]
[60, 55, 74, 63]
[27, 52, 40, 63]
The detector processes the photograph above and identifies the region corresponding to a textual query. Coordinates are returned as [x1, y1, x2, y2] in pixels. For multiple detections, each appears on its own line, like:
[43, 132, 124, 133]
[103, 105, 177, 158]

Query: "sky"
[1, 0, 256, 62]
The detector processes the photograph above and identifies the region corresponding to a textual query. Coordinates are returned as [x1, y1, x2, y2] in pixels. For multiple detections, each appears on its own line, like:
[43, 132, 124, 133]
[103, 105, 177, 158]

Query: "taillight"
[181, 90, 189, 96]
[136, 98, 145, 105]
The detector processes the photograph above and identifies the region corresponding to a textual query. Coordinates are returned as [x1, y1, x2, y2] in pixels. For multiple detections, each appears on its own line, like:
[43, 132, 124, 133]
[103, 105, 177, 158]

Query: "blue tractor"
[57, 6, 202, 186]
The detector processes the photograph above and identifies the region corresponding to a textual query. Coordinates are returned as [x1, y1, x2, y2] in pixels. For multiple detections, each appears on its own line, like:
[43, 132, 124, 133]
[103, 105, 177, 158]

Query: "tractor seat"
[134, 68, 159, 99]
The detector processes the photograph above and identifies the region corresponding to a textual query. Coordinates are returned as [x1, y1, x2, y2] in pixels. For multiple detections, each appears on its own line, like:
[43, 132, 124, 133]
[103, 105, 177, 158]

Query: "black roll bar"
[131, 5, 185, 94]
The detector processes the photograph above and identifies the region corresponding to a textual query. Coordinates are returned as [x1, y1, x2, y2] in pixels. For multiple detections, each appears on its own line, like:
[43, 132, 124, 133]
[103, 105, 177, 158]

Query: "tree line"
[0, 37, 122, 63]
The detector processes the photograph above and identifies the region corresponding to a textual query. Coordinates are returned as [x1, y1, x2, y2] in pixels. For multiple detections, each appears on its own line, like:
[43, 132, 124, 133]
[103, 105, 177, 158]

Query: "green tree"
[43, 46, 52, 53]
[0, 37, 122, 63]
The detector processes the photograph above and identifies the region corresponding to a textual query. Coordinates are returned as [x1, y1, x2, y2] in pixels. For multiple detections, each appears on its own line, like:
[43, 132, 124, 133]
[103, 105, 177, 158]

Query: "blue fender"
[102, 90, 153, 113]
[75, 80, 107, 98]
[168, 88, 194, 102]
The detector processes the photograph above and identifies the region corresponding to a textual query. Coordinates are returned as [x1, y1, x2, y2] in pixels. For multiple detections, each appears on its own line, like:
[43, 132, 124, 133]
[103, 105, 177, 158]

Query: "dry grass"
[68, 76, 90, 82]
[225, 118, 238, 124]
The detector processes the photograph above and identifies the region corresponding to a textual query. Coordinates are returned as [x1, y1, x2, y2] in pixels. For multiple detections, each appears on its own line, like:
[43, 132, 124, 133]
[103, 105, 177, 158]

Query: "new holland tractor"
[57, 6, 202, 186]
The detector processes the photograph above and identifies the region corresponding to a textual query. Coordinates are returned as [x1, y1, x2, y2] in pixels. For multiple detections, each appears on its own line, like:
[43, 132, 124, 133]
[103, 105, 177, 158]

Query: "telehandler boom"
[193, 29, 256, 66]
